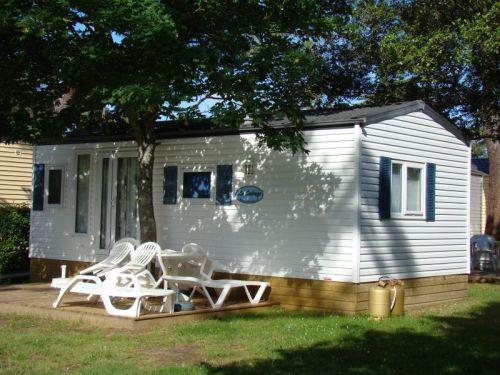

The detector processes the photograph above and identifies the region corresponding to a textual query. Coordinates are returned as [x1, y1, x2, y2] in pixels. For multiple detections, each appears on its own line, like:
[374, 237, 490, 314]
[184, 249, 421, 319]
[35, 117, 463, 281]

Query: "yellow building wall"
[0, 143, 33, 205]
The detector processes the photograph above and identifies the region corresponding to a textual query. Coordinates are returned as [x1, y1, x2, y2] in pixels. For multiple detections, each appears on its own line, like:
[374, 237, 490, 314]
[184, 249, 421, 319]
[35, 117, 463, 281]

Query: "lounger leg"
[212, 285, 232, 309]
[164, 294, 174, 313]
[87, 294, 100, 303]
[97, 291, 142, 318]
[53, 277, 80, 308]
[200, 285, 217, 308]
[243, 283, 268, 304]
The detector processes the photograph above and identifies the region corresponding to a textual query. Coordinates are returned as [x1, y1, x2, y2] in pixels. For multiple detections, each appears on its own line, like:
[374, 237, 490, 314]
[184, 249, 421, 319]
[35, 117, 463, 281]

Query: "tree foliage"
[351, 0, 499, 138]
[0, 0, 357, 241]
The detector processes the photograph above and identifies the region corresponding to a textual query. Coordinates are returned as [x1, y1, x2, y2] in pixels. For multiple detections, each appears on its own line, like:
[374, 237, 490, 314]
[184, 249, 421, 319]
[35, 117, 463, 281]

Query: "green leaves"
[1, 0, 353, 152]
[354, 0, 499, 139]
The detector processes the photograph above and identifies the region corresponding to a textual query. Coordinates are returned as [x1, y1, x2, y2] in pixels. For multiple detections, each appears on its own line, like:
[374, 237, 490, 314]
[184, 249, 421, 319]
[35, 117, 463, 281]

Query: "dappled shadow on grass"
[201, 302, 500, 375]
[206, 308, 337, 322]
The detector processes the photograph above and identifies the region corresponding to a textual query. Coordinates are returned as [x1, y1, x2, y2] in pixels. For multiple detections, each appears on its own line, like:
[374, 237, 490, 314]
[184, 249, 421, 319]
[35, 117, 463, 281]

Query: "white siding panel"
[28, 143, 134, 263]
[155, 129, 357, 281]
[469, 174, 484, 235]
[359, 112, 469, 282]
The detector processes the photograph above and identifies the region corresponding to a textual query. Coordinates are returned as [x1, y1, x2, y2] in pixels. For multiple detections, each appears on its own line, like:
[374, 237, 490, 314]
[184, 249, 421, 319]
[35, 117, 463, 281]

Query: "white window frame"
[45, 165, 65, 208]
[391, 160, 426, 218]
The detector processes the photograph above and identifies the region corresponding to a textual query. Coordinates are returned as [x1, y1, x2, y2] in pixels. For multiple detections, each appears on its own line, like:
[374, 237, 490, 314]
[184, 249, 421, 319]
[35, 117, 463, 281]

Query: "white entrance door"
[97, 154, 139, 250]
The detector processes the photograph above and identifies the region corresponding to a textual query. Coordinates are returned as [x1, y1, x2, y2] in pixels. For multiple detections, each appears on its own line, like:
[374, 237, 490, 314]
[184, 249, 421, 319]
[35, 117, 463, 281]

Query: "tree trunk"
[137, 140, 157, 242]
[485, 138, 500, 240]
[132, 117, 158, 243]
[483, 102, 500, 240]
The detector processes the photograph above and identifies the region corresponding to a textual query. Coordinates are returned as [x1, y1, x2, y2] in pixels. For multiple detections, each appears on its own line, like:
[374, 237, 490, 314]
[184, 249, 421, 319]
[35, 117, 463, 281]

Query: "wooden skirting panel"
[215, 272, 360, 314]
[216, 272, 469, 314]
[31, 260, 468, 314]
[355, 275, 469, 312]
[30, 258, 91, 282]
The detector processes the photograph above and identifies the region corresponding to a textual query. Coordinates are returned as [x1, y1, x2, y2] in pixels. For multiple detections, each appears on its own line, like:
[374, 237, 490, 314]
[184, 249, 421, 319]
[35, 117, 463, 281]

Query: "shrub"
[0, 204, 30, 274]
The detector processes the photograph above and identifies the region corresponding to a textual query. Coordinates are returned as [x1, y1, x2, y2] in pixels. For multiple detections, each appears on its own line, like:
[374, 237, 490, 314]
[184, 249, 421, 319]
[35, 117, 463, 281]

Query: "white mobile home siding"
[30, 128, 357, 282]
[29, 142, 136, 262]
[154, 128, 357, 282]
[359, 112, 470, 282]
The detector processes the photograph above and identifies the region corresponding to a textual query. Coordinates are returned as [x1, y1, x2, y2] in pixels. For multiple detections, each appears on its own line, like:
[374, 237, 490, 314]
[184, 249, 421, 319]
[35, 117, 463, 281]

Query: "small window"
[183, 172, 211, 199]
[75, 154, 90, 233]
[391, 161, 425, 216]
[47, 168, 63, 205]
[32, 164, 45, 211]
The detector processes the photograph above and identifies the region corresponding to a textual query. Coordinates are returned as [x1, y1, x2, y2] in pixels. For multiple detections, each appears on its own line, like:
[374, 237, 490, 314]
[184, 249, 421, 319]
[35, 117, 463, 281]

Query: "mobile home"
[30, 101, 470, 313]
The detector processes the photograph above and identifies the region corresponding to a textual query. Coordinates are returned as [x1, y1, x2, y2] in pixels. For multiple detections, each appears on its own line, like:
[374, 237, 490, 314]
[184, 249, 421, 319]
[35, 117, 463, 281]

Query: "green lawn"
[1, 283, 499, 375]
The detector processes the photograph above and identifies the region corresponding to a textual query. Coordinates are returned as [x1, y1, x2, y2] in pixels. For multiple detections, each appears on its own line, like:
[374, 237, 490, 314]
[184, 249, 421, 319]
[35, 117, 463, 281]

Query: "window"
[390, 161, 424, 216]
[183, 172, 211, 199]
[379, 157, 435, 221]
[75, 154, 90, 233]
[47, 168, 63, 205]
[32, 164, 45, 211]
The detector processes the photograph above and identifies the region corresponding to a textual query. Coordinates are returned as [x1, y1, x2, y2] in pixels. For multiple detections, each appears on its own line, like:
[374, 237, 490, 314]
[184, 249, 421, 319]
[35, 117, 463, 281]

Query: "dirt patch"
[141, 344, 205, 366]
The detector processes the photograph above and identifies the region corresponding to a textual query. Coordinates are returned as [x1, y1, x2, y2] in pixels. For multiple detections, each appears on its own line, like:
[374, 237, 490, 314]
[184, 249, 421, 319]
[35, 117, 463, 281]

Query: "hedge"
[0, 204, 30, 274]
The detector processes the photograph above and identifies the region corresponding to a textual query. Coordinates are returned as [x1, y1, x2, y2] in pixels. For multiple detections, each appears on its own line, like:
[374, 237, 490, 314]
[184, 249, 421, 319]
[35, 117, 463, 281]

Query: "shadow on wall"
[356, 146, 415, 281]
[161, 135, 355, 281]
[0, 184, 31, 205]
[200, 301, 500, 374]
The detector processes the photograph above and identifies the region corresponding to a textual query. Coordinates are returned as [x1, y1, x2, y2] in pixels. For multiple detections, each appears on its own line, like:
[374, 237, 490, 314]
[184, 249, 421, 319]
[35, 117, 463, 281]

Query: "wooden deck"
[0, 282, 277, 330]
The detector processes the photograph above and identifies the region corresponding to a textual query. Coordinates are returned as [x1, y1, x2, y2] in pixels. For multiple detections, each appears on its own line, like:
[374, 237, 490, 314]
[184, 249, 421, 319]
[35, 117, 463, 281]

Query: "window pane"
[406, 167, 422, 211]
[75, 155, 90, 233]
[115, 157, 138, 240]
[391, 163, 402, 213]
[183, 172, 211, 198]
[48, 169, 62, 205]
[99, 158, 109, 249]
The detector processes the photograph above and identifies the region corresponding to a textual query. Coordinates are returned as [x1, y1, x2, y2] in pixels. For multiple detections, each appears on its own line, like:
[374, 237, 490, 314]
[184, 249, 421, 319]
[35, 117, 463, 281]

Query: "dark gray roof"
[303, 101, 430, 125]
[59, 100, 467, 145]
[266, 100, 467, 145]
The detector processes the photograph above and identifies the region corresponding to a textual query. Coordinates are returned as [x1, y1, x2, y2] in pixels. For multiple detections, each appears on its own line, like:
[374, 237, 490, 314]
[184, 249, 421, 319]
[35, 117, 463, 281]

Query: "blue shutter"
[163, 166, 178, 204]
[33, 164, 45, 211]
[379, 157, 391, 220]
[216, 165, 232, 206]
[426, 163, 436, 222]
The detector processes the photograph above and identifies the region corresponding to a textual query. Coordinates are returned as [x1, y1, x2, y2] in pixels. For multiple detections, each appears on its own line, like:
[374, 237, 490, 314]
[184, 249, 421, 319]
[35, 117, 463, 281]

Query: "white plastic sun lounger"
[107, 241, 160, 277]
[172, 277, 269, 309]
[52, 274, 175, 318]
[160, 249, 269, 309]
[51, 241, 135, 289]
[79, 242, 135, 276]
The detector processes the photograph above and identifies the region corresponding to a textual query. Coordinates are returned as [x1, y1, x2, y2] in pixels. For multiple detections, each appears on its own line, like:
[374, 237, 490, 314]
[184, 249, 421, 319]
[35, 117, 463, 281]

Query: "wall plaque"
[235, 186, 264, 204]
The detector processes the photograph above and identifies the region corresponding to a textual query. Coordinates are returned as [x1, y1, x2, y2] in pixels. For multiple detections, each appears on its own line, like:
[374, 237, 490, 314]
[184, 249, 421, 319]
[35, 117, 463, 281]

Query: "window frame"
[46, 165, 65, 207]
[390, 160, 426, 219]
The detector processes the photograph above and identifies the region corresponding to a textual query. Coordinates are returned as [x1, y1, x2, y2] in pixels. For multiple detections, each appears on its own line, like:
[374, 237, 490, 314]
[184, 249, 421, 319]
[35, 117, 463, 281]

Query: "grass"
[0, 283, 499, 374]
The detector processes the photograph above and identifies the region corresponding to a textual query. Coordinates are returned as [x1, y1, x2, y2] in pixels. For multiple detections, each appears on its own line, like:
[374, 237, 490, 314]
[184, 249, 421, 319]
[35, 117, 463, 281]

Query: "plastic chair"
[471, 235, 498, 271]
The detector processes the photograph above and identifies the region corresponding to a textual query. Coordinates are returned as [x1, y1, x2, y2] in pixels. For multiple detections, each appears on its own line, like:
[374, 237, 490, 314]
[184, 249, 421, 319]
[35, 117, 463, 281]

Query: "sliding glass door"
[98, 154, 139, 250]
